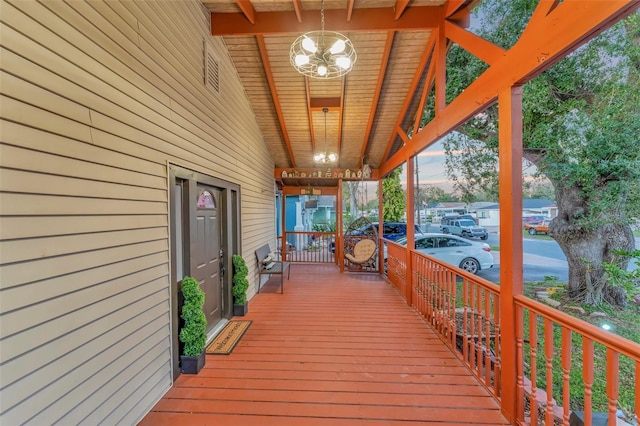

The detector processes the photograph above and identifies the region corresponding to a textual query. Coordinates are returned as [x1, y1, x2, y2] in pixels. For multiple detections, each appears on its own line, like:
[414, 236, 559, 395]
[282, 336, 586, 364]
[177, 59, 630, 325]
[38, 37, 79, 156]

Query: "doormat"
[206, 320, 252, 355]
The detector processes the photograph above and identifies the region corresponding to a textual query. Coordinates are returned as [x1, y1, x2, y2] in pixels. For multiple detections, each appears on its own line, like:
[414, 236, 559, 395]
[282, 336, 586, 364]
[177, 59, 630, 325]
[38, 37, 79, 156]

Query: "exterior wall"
[0, 0, 275, 424]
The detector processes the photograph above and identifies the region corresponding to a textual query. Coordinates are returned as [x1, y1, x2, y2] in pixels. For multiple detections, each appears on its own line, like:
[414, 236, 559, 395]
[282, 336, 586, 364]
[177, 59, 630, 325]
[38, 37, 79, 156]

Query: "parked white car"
[387, 233, 494, 274]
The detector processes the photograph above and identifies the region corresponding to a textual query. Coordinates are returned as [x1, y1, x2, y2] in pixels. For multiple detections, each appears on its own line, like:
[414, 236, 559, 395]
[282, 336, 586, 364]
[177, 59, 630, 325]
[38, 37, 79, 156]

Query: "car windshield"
[459, 220, 475, 226]
[395, 236, 408, 245]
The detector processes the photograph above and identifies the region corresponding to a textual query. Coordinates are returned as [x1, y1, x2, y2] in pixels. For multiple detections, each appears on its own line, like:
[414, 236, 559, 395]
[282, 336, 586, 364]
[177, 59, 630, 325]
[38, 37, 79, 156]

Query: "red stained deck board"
[140, 264, 508, 425]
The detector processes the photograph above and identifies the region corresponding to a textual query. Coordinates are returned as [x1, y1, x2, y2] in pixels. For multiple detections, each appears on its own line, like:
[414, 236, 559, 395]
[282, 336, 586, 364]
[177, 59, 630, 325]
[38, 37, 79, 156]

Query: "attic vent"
[204, 40, 221, 96]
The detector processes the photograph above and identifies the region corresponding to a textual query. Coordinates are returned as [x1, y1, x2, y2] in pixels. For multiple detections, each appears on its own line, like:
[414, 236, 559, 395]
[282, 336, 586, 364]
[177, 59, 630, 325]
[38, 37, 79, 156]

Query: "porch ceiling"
[203, 0, 470, 173]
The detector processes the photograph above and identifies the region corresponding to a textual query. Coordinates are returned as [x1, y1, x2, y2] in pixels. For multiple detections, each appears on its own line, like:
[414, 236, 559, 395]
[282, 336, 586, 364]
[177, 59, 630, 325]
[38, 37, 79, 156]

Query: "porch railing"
[385, 240, 640, 425]
[279, 232, 336, 263]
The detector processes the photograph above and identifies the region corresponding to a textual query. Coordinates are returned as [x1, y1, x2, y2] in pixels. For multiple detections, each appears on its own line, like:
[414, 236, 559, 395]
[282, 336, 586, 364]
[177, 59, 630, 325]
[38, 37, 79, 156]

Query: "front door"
[192, 186, 223, 330]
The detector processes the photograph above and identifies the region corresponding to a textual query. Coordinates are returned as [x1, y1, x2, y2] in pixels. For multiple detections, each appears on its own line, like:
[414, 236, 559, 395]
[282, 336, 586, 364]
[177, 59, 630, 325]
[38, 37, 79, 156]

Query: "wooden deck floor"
[141, 264, 508, 425]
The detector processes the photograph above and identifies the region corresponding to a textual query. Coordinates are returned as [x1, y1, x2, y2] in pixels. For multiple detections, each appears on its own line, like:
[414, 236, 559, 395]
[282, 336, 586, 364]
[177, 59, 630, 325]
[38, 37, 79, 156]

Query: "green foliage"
[381, 168, 406, 221]
[179, 276, 207, 356]
[232, 254, 249, 305]
[442, 1, 640, 227]
[602, 249, 640, 302]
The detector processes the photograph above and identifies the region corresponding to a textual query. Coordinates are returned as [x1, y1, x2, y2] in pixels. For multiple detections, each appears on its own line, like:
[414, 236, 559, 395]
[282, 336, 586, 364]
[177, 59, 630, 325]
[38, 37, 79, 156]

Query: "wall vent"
[204, 40, 221, 96]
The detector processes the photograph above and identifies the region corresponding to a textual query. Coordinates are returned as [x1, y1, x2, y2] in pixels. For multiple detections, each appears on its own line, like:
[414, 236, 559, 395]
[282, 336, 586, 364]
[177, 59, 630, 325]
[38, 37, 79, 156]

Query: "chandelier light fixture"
[314, 108, 338, 164]
[290, 0, 356, 79]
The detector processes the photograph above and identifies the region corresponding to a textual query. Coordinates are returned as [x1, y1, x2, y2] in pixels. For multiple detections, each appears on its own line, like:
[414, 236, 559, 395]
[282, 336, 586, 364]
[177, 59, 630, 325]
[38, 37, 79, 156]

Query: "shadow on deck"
[140, 264, 508, 425]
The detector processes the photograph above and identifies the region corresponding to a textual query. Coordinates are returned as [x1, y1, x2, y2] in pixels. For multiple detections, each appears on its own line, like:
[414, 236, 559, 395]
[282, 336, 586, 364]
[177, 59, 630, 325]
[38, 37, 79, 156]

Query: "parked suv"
[331, 222, 423, 252]
[440, 217, 488, 240]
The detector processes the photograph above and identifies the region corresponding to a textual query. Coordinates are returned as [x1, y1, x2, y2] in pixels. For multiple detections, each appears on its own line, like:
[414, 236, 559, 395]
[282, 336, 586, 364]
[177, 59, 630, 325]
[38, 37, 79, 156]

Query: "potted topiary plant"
[232, 254, 250, 316]
[179, 276, 207, 374]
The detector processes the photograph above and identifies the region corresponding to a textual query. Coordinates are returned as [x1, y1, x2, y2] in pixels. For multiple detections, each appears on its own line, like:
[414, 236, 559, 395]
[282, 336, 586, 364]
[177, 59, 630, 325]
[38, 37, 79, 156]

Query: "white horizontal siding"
[0, 0, 276, 424]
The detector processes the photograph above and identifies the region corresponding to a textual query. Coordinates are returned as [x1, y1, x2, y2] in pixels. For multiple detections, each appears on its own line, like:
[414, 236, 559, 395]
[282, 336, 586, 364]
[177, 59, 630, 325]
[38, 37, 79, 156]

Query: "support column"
[498, 85, 524, 423]
[405, 158, 415, 306]
[378, 179, 384, 275]
[338, 179, 344, 272]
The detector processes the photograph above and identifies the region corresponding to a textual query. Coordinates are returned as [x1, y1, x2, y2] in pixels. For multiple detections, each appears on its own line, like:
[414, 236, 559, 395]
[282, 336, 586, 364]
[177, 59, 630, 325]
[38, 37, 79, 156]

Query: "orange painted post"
[498, 85, 524, 423]
[515, 305, 524, 421]
[561, 328, 572, 424]
[545, 320, 554, 425]
[530, 312, 539, 426]
[606, 350, 620, 425]
[378, 179, 384, 274]
[405, 158, 415, 306]
[583, 338, 594, 426]
[338, 178, 344, 272]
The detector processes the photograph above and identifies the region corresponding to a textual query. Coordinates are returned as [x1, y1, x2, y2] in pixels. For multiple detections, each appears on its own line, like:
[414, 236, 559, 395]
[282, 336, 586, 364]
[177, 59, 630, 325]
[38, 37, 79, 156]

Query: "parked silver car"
[388, 233, 494, 274]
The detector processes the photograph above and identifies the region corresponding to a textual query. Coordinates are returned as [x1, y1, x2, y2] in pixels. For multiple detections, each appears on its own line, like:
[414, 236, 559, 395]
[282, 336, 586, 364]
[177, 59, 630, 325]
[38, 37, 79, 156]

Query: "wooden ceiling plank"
[380, 0, 638, 177]
[394, 1, 410, 20]
[256, 35, 297, 168]
[382, 31, 436, 162]
[445, 21, 505, 65]
[211, 7, 440, 35]
[361, 31, 396, 166]
[235, 0, 256, 24]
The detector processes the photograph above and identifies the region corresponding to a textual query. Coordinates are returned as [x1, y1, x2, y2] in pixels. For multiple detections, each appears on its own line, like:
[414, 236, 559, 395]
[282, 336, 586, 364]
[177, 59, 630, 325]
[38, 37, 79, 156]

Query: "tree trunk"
[347, 181, 359, 217]
[551, 185, 634, 306]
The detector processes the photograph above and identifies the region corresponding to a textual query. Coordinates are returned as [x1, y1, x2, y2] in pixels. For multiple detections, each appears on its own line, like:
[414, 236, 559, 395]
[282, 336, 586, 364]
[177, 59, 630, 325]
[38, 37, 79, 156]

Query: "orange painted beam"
[521, 0, 560, 39]
[412, 54, 437, 137]
[395, 0, 410, 20]
[338, 78, 345, 157]
[380, 0, 637, 176]
[362, 31, 395, 166]
[346, 0, 355, 22]
[256, 35, 296, 168]
[435, 23, 447, 114]
[382, 32, 436, 164]
[444, 21, 506, 65]
[305, 77, 315, 153]
[498, 85, 524, 424]
[292, 0, 303, 23]
[309, 97, 342, 110]
[444, 0, 467, 18]
[211, 7, 440, 35]
[234, 0, 256, 24]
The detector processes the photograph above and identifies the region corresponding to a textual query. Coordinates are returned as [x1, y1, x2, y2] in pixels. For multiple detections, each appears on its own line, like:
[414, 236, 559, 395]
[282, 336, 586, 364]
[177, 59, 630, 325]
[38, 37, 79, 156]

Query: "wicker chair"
[344, 239, 377, 270]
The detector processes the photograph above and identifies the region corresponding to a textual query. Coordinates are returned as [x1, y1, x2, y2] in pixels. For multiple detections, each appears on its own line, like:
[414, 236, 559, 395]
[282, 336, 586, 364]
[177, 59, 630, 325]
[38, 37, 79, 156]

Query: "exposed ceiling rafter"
[382, 32, 436, 162]
[444, 21, 505, 65]
[394, 1, 409, 20]
[361, 31, 396, 168]
[234, 0, 256, 24]
[256, 35, 296, 168]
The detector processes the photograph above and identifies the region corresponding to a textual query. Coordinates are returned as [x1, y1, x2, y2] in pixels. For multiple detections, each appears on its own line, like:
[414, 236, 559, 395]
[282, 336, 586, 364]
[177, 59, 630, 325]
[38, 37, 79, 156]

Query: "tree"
[442, 2, 640, 305]
[381, 168, 406, 221]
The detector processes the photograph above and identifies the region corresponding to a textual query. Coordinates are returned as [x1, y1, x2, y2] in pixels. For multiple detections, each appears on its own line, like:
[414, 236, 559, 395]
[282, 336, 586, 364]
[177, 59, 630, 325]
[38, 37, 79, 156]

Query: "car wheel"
[480, 234, 488, 240]
[529, 228, 537, 235]
[442, 228, 449, 234]
[460, 258, 480, 274]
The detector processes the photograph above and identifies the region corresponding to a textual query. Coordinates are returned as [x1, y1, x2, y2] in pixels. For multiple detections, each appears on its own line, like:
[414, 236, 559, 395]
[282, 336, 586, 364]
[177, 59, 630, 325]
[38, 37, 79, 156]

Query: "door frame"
[168, 164, 241, 379]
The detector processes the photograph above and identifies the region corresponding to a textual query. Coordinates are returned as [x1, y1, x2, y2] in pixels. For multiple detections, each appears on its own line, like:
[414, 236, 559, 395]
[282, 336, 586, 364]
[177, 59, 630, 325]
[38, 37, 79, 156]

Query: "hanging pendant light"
[290, 0, 356, 79]
[314, 108, 338, 164]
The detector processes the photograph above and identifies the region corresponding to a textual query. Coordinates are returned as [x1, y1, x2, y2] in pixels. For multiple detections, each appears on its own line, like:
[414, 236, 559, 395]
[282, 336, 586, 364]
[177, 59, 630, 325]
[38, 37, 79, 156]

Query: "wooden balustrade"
[278, 232, 336, 263]
[386, 244, 639, 426]
[515, 296, 639, 426]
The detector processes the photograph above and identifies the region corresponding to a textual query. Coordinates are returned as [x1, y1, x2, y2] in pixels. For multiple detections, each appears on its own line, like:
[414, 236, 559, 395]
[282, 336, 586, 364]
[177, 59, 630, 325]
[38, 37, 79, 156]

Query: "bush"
[232, 254, 249, 305]
[179, 276, 207, 356]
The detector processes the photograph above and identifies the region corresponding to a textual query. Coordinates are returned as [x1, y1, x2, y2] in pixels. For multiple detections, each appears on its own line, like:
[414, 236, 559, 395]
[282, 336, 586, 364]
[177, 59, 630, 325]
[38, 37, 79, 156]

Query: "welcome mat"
[206, 320, 252, 355]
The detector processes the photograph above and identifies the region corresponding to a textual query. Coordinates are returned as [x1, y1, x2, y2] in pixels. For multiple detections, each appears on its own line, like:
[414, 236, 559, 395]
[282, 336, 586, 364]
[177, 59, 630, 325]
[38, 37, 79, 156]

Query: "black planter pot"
[233, 303, 248, 316]
[180, 350, 205, 374]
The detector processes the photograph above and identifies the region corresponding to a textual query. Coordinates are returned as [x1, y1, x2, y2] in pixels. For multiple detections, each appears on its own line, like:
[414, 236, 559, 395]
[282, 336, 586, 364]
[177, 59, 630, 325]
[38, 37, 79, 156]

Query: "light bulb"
[295, 54, 309, 66]
[330, 39, 345, 54]
[317, 64, 327, 76]
[314, 153, 325, 162]
[328, 153, 337, 162]
[336, 56, 351, 69]
[302, 37, 317, 53]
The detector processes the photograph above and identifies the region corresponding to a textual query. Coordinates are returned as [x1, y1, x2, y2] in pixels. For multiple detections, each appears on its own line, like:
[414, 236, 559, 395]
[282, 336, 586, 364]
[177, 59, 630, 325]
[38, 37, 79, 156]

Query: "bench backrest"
[255, 244, 271, 264]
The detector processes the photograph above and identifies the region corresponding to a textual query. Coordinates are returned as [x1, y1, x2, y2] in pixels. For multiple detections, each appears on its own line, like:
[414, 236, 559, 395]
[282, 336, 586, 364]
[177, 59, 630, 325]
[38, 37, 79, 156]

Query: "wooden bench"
[255, 244, 291, 294]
